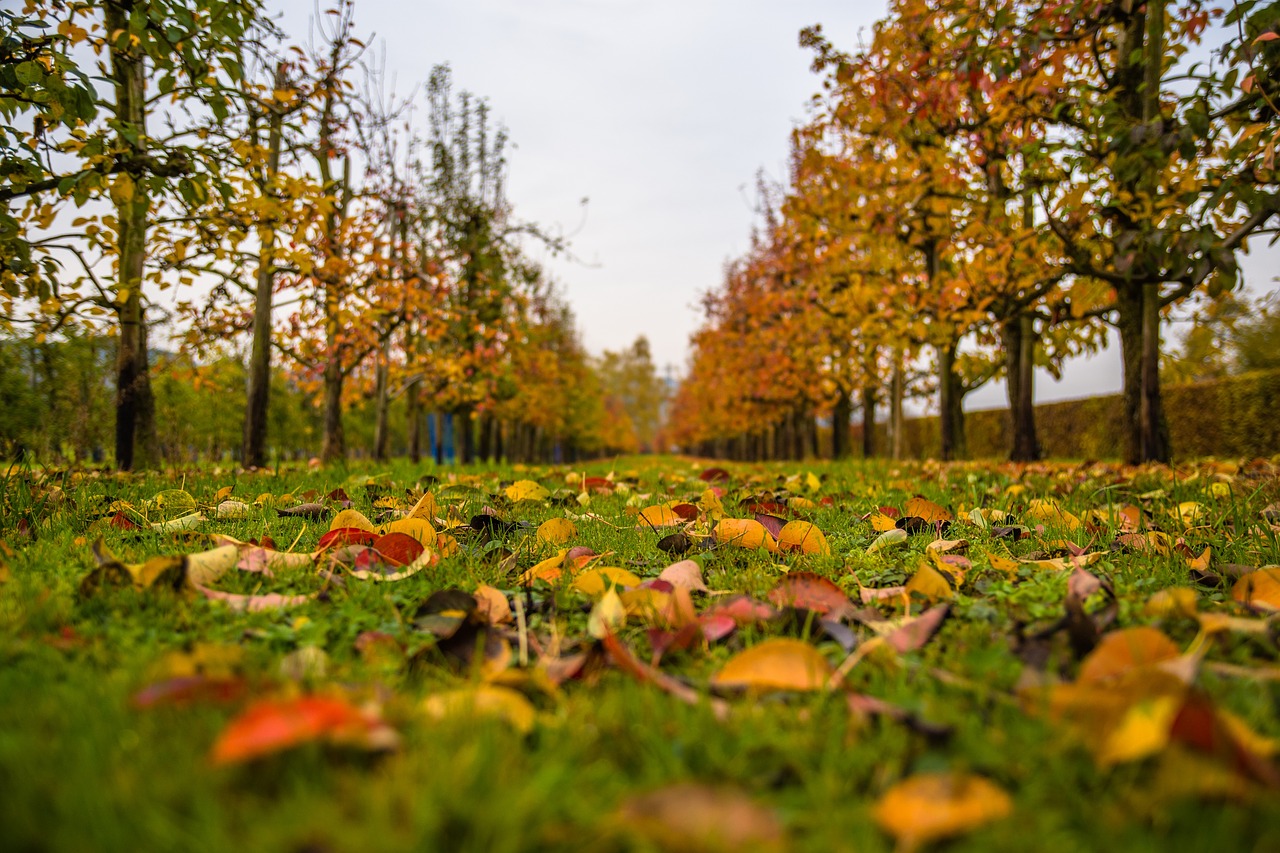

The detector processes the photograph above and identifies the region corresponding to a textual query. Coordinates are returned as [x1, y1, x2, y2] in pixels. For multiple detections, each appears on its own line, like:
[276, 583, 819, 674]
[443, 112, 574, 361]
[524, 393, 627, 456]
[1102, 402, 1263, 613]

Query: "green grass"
[1, 456, 1278, 852]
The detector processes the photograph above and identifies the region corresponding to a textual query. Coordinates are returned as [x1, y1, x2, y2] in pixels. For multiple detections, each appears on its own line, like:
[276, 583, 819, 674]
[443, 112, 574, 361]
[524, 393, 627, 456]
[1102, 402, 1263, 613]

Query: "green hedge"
[851, 368, 1280, 460]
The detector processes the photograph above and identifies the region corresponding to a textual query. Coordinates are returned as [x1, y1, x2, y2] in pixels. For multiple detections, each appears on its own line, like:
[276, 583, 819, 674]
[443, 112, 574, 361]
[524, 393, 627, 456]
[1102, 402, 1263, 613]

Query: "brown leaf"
[766, 571, 854, 619]
[616, 784, 784, 852]
[886, 604, 950, 653]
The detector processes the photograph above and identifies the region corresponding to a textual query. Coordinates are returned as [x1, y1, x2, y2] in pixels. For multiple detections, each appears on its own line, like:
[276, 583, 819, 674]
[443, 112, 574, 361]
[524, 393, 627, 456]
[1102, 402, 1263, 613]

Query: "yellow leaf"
[710, 638, 832, 692]
[1096, 695, 1180, 766]
[873, 773, 1012, 847]
[408, 491, 439, 520]
[987, 552, 1019, 575]
[906, 560, 954, 601]
[330, 508, 375, 532]
[776, 521, 830, 555]
[588, 588, 627, 638]
[537, 517, 577, 545]
[520, 549, 568, 585]
[422, 685, 535, 733]
[1177, 501, 1206, 527]
[505, 480, 549, 502]
[1025, 499, 1081, 531]
[382, 517, 435, 547]
[572, 567, 642, 596]
[1144, 588, 1197, 619]
[869, 512, 898, 532]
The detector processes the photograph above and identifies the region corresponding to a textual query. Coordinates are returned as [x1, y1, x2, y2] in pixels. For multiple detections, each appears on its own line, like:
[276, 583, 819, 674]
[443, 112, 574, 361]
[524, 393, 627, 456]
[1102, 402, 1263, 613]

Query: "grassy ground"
[1, 455, 1278, 852]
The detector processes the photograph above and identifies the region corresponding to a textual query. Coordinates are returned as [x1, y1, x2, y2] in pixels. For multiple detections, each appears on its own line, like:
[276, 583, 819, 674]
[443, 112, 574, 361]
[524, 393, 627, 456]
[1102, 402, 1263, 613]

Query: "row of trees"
[668, 0, 1280, 464]
[1, 0, 661, 467]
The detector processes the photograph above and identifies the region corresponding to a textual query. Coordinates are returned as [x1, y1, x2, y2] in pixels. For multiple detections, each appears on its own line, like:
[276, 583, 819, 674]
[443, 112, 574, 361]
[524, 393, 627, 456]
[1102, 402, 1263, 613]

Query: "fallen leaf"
[1078, 627, 1182, 684]
[658, 559, 709, 592]
[505, 479, 550, 502]
[867, 528, 908, 553]
[616, 784, 784, 852]
[210, 695, 398, 764]
[905, 496, 952, 523]
[710, 638, 832, 692]
[1231, 567, 1280, 611]
[637, 505, 682, 529]
[873, 772, 1012, 848]
[776, 520, 831, 555]
[713, 518, 778, 552]
[422, 685, 536, 733]
[537, 517, 577, 545]
[573, 567, 643, 596]
[589, 588, 628, 638]
[329, 508, 375, 531]
[766, 572, 854, 618]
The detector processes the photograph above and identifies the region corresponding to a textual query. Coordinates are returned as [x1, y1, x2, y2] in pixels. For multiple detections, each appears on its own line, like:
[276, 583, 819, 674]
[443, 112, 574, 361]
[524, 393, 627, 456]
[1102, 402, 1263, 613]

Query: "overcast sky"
[273, 0, 1278, 413]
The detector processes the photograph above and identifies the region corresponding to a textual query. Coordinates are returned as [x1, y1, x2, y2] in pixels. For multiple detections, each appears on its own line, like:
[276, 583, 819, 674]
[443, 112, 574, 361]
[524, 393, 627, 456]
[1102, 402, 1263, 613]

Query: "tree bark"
[407, 379, 422, 463]
[831, 388, 851, 459]
[889, 350, 905, 460]
[1140, 282, 1170, 461]
[861, 387, 877, 458]
[937, 338, 966, 461]
[320, 355, 344, 463]
[457, 405, 475, 464]
[1116, 287, 1144, 465]
[108, 1, 157, 471]
[242, 64, 287, 469]
[372, 336, 390, 461]
[1003, 312, 1041, 462]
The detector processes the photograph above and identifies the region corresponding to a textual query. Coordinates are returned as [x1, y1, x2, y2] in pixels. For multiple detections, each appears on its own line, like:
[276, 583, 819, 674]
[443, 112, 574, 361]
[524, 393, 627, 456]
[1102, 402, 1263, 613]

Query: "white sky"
[271, 0, 1278, 414]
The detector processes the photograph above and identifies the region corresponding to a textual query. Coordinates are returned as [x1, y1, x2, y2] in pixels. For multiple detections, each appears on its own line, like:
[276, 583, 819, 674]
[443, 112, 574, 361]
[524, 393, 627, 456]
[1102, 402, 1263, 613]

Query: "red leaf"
[371, 532, 425, 567]
[317, 528, 379, 549]
[132, 676, 248, 709]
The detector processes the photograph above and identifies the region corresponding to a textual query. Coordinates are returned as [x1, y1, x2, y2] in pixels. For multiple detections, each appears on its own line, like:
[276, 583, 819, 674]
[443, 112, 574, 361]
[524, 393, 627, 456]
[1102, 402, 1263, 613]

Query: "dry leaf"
[710, 638, 832, 692]
[873, 772, 1012, 848]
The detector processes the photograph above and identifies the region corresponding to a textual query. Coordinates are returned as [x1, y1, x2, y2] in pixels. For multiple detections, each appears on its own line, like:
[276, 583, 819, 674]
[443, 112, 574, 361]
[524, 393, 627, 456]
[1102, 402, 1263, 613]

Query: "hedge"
[849, 368, 1280, 461]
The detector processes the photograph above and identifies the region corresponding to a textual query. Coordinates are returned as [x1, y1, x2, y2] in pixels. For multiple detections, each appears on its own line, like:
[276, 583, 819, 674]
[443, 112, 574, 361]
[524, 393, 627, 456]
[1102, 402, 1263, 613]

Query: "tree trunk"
[1116, 287, 1143, 465]
[372, 336, 390, 461]
[832, 388, 851, 459]
[108, 1, 157, 471]
[457, 405, 475, 464]
[241, 64, 286, 469]
[1140, 282, 1170, 461]
[861, 387, 877, 458]
[1004, 312, 1041, 462]
[321, 355, 344, 463]
[407, 380, 422, 463]
[477, 411, 493, 462]
[889, 350, 905, 460]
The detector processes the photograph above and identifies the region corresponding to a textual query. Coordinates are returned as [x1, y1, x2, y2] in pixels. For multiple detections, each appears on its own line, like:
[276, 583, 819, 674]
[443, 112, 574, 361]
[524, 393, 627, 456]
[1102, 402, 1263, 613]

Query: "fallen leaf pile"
[4, 457, 1279, 849]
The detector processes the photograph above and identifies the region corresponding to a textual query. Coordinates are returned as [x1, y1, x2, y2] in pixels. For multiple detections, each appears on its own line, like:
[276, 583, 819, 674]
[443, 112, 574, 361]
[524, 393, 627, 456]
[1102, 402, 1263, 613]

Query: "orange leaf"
[776, 520, 831, 555]
[1078, 627, 1181, 684]
[1231, 567, 1280, 611]
[710, 638, 832, 692]
[905, 496, 952, 523]
[873, 772, 1012, 847]
[210, 695, 397, 764]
